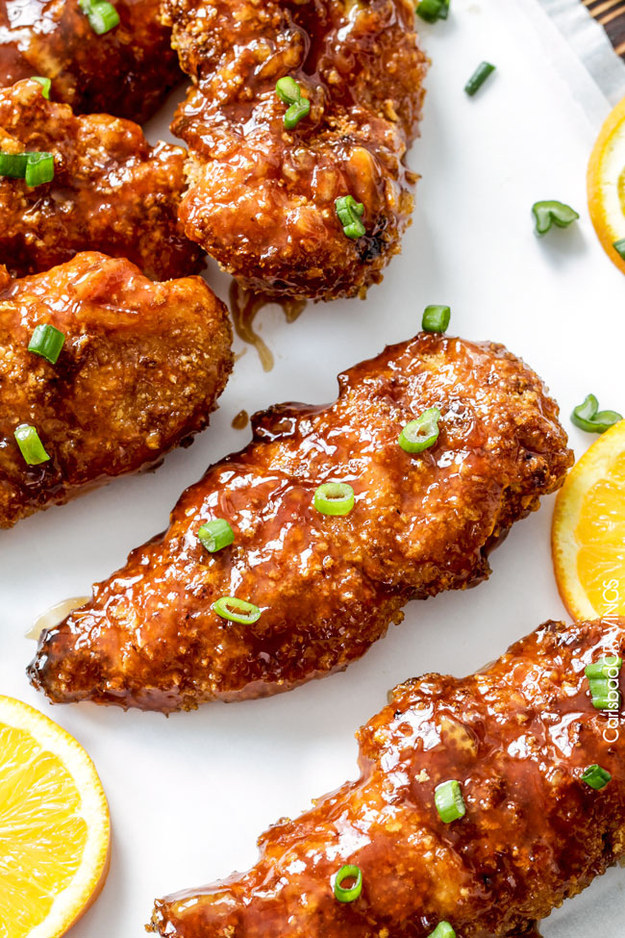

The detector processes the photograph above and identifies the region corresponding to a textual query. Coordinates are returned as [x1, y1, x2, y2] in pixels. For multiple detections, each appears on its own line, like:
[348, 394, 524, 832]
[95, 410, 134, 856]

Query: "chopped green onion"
[24, 152, 54, 187]
[587, 675, 621, 711]
[398, 407, 441, 454]
[333, 865, 362, 903]
[464, 61, 496, 97]
[582, 765, 612, 790]
[335, 195, 366, 239]
[613, 238, 625, 260]
[532, 200, 579, 236]
[416, 0, 449, 23]
[14, 424, 50, 465]
[285, 97, 310, 130]
[79, 0, 120, 34]
[32, 76, 51, 99]
[0, 152, 30, 178]
[422, 305, 451, 333]
[434, 779, 466, 824]
[571, 394, 622, 434]
[276, 77, 301, 105]
[313, 482, 355, 516]
[28, 324, 65, 364]
[0, 150, 54, 185]
[276, 77, 310, 130]
[585, 656, 622, 680]
[428, 924, 456, 938]
[212, 596, 261, 624]
[198, 518, 234, 553]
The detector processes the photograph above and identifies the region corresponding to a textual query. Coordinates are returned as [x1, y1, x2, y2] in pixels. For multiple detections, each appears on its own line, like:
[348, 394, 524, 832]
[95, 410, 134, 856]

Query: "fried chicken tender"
[149, 618, 625, 938]
[0, 252, 233, 529]
[28, 332, 571, 710]
[0, 79, 202, 280]
[0, 0, 180, 123]
[161, 0, 428, 301]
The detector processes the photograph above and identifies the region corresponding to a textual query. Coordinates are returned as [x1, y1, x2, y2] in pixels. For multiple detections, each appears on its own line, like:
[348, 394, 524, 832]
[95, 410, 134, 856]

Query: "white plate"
[2, 1, 625, 935]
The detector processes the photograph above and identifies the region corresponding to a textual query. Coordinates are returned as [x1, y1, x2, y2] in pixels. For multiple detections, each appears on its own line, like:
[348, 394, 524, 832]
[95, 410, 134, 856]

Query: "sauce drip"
[229, 282, 306, 372]
[27, 596, 90, 640]
[231, 409, 249, 430]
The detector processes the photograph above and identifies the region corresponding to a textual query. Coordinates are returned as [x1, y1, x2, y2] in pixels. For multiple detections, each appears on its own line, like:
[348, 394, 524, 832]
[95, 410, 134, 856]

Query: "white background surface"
[2, 0, 625, 934]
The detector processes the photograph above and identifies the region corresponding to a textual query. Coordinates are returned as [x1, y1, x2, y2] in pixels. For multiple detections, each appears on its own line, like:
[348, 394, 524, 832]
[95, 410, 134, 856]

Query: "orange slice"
[552, 419, 625, 620]
[0, 695, 110, 938]
[588, 96, 625, 274]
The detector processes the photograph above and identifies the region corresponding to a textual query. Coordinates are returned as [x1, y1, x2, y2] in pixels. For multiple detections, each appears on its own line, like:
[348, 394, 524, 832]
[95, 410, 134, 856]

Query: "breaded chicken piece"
[0, 252, 233, 528]
[149, 618, 625, 938]
[161, 0, 428, 301]
[28, 332, 571, 710]
[0, 0, 180, 123]
[0, 79, 202, 280]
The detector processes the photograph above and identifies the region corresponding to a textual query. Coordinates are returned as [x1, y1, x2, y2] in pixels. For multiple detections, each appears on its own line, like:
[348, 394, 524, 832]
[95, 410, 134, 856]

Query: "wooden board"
[585, 0, 625, 57]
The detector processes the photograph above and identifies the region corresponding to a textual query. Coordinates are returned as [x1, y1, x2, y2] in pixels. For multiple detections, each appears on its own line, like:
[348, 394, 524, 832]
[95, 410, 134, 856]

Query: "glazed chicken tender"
[150, 618, 625, 938]
[0, 0, 180, 123]
[0, 79, 202, 280]
[161, 0, 428, 301]
[0, 252, 233, 528]
[29, 332, 571, 710]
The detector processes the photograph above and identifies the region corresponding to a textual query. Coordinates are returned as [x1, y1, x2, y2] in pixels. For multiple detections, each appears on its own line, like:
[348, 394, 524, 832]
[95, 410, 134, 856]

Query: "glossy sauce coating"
[0, 79, 202, 280]
[149, 618, 625, 937]
[161, 0, 428, 301]
[29, 333, 571, 710]
[0, 252, 233, 528]
[0, 0, 180, 123]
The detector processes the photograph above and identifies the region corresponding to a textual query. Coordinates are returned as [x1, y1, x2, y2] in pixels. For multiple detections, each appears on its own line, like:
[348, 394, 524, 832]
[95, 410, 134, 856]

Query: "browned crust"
[0, 252, 233, 528]
[28, 333, 571, 711]
[162, 0, 428, 301]
[149, 618, 625, 938]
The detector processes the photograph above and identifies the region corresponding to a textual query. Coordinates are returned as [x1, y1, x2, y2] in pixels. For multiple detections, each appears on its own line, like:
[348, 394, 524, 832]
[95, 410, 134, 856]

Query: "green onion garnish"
[333, 865, 362, 903]
[613, 238, 625, 260]
[416, 0, 449, 23]
[79, 0, 120, 34]
[0, 151, 54, 186]
[198, 518, 234, 553]
[464, 61, 496, 96]
[587, 676, 621, 711]
[422, 305, 451, 333]
[428, 924, 456, 938]
[0, 152, 30, 178]
[585, 656, 623, 680]
[212, 596, 261, 624]
[398, 407, 441, 454]
[582, 764, 612, 790]
[532, 200, 579, 236]
[313, 482, 355, 516]
[28, 324, 65, 364]
[24, 152, 54, 187]
[571, 394, 622, 434]
[335, 195, 366, 240]
[275, 76, 310, 130]
[434, 779, 466, 823]
[32, 76, 51, 99]
[14, 424, 50, 465]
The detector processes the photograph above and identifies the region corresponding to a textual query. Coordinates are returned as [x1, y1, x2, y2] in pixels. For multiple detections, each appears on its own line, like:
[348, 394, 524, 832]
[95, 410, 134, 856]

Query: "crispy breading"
[161, 0, 428, 301]
[0, 0, 180, 123]
[28, 332, 571, 710]
[0, 252, 233, 528]
[0, 80, 202, 280]
[149, 618, 625, 937]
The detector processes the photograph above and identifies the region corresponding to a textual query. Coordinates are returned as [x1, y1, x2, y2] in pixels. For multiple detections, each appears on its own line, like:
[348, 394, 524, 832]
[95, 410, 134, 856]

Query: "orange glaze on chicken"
[150, 618, 625, 938]
[161, 0, 428, 301]
[29, 332, 571, 711]
[0, 0, 180, 123]
[0, 252, 233, 528]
